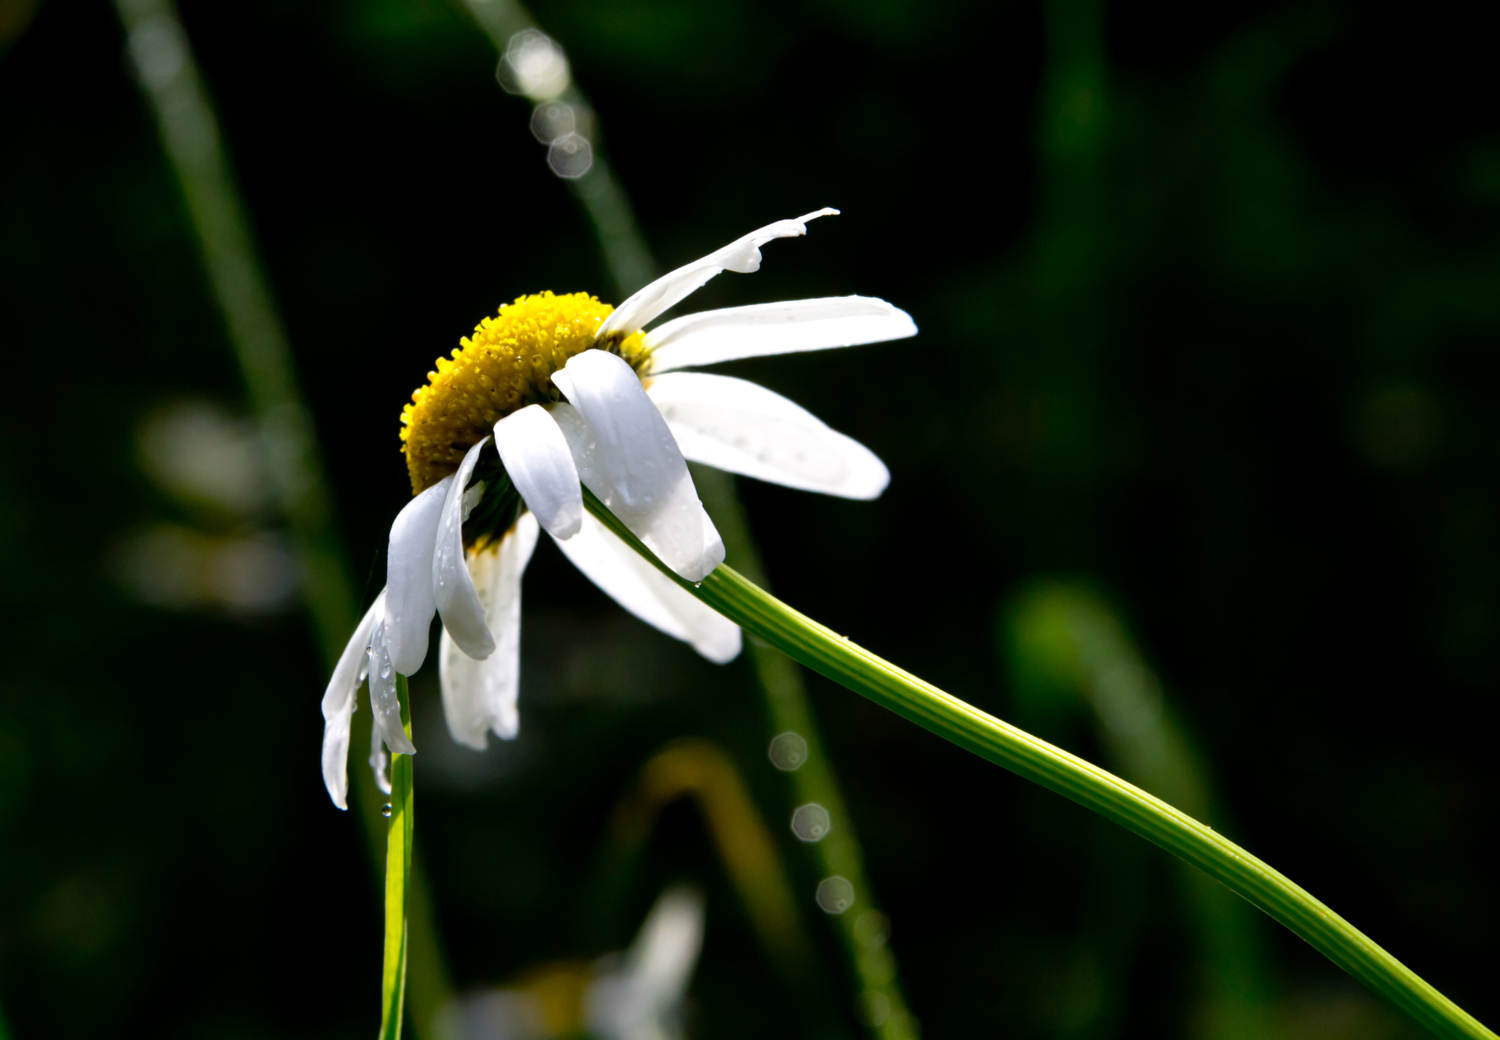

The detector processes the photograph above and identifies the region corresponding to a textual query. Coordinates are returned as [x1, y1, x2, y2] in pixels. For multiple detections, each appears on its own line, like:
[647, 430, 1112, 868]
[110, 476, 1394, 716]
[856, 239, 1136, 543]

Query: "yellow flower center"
[400, 291, 648, 493]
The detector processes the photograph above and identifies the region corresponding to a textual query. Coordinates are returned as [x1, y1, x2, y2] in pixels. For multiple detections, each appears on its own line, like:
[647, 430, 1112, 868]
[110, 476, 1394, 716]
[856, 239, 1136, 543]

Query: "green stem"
[582, 489, 1494, 1040]
[380, 675, 415, 1040]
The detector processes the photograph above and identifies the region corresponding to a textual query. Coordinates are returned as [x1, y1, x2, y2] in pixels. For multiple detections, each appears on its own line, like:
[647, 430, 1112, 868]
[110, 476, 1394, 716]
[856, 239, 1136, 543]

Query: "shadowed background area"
[1, 0, 1497, 1037]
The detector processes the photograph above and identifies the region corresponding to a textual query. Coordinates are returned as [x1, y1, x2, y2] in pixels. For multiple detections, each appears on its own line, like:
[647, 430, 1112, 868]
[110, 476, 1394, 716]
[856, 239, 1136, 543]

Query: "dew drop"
[381, 803, 393, 818]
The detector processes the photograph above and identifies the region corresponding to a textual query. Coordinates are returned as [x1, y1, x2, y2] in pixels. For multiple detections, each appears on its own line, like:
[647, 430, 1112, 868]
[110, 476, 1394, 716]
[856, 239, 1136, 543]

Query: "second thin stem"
[380, 675, 415, 1040]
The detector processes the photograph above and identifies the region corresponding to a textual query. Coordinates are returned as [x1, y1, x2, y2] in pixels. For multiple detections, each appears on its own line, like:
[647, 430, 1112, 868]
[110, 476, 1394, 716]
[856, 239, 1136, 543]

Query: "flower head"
[322, 209, 916, 808]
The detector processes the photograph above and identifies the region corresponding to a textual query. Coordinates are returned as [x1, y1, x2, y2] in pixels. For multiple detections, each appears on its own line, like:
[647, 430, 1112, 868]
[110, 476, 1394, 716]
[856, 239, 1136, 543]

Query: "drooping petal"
[647, 373, 890, 500]
[553, 511, 741, 664]
[492, 405, 582, 539]
[369, 714, 392, 797]
[321, 593, 383, 721]
[384, 477, 451, 675]
[551, 352, 724, 581]
[596, 209, 838, 339]
[321, 592, 385, 810]
[433, 437, 497, 660]
[439, 513, 540, 749]
[643, 296, 916, 372]
[321, 696, 356, 811]
[366, 599, 416, 757]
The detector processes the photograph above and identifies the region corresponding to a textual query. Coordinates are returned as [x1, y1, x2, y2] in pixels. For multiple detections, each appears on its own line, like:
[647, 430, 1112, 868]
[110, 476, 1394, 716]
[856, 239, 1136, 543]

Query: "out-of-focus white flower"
[110, 524, 300, 614]
[435, 887, 706, 1040]
[585, 887, 705, 1040]
[137, 400, 272, 515]
[321, 210, 917, 809]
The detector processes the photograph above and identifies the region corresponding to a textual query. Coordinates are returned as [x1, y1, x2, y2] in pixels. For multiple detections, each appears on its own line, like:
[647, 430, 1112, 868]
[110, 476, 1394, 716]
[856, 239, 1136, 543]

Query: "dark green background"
[1, 0, 1496, 1036]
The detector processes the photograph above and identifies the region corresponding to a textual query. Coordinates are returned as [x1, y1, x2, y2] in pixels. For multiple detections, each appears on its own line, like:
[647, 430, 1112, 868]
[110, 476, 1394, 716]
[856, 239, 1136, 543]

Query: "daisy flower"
[321, 209, 916, 808]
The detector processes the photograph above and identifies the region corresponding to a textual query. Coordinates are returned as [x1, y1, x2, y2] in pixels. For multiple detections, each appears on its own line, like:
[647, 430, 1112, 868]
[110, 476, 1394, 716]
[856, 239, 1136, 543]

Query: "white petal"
[321, 697, 355, 811]
[492, 405, 582, 539]
[321, 592, 384, 810]
[320, 698, 356, 811]
[597, 209, 839, 339]
[585, 886, 705, 1039]
[437, 629, 480, 750]
[553, 511, 741, 664]
[433, 438, 497, 660]
[369, 716, 392, 797]
[647, 373, 889, 500]
[383, 477, 451, 676]
[461, 479, 486, 517]
[321, 592, 383, 720]
[552, 352, 724, 581]
[366, 599, 416, 756]
[629, 887, 706, 1013]
[439, 514, 539, 749]
[644, 296, 916, 372]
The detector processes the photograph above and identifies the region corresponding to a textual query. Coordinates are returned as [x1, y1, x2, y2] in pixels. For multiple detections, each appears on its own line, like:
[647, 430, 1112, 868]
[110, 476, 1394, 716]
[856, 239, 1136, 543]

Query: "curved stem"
[582, 489, 1493, 1040]
[380, 675, 415, 1040]
[692, 467, 916, 1040]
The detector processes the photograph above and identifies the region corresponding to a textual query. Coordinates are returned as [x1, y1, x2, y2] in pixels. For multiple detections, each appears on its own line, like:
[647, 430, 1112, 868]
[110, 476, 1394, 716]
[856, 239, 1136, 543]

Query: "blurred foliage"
[1, 0, 1498, 1038]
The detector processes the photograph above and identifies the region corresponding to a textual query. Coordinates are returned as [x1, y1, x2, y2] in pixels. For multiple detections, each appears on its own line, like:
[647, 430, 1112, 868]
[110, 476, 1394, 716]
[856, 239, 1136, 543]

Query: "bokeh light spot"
[791, 803, 831, 842]
[530, 100, 575, 144]
[547, 133, 593, 179]
[497, 28, 571, 101]
[767, 732, 808, 771]
[816, 875, 855, 914]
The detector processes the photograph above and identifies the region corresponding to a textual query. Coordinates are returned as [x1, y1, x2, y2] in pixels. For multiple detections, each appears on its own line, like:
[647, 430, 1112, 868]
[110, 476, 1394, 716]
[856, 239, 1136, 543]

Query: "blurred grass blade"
[582, 488, 1496, 1040]
[113, 0, 351, 651]
[381, 675, 416, 1040]
[456, 0, 657, 296]
[694, 467, 918, 1040]
[1006, 581, 1274, 1039]
[601, 737, 845, 1035]
[111, 1, 452, 1033]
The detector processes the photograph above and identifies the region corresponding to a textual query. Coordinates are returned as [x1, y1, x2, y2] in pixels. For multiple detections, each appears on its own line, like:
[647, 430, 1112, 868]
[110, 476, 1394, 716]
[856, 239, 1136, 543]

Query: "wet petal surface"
[644, 296, 915, 372]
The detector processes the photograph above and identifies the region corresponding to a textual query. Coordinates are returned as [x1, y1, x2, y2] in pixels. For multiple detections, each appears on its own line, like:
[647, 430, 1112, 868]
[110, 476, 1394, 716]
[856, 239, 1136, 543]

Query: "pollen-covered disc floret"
[401, 292, 647, 493]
